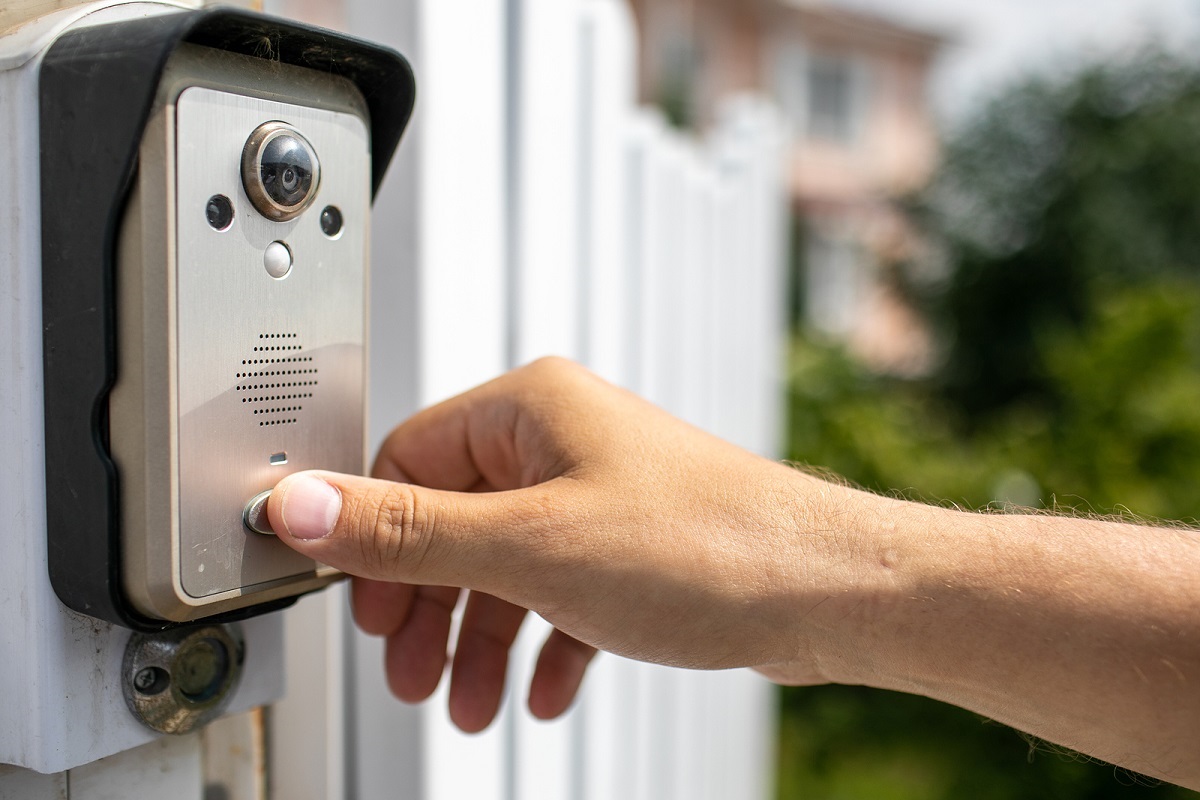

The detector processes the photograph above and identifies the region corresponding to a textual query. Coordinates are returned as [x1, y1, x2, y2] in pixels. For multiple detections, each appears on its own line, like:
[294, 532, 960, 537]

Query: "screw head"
[133, 666, 169, 695]
[134, 667, 155, 691]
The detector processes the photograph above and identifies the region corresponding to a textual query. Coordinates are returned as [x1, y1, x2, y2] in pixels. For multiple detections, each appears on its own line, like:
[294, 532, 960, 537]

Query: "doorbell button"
[263, 241, 292, 279]
[243, 490, 276, 535]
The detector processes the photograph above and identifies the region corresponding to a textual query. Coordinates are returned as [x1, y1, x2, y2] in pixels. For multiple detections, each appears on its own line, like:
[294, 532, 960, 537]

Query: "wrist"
[770, 473, 934, 688]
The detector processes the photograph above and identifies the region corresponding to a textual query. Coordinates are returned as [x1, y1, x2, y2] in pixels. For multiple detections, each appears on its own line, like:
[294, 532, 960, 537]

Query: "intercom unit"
[40, 8, 416, 629]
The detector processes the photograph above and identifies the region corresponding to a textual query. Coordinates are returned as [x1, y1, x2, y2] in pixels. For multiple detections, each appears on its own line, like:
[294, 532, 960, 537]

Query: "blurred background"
[8, 0, 1200, 796]
[626, 0, 1200, 797]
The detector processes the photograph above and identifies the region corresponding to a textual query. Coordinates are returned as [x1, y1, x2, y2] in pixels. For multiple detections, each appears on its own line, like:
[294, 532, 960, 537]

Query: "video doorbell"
[39, 8, 415, 628]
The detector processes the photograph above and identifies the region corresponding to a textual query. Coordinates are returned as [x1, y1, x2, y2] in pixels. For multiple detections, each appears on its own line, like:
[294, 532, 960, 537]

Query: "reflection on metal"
[243, 490, 276, 536]
[122, 624, 245, 734]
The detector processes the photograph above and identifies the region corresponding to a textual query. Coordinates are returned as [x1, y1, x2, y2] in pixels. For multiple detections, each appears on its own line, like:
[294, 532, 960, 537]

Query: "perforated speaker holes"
[235, 333, 319, 427]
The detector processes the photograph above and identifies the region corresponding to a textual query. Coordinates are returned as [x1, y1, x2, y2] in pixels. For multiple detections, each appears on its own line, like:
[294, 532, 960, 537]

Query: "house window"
[772, 42, 808, 128]
[807, 54, 857, 143]
[770, 43, 868, 146]
[804, 230, 865, 335]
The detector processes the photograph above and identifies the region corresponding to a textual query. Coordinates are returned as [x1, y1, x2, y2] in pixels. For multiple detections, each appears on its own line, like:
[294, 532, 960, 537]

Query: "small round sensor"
[205, 195, 234, 231]
[263, 241, 293, 279]
[319, 205, 344, 238]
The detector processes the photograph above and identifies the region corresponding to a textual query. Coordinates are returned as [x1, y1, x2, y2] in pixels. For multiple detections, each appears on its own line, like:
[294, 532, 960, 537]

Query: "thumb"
[266, 470, 526, 591]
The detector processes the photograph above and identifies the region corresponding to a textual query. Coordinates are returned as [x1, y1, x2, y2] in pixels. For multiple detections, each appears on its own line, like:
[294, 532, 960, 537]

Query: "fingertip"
[382, 586, 460, 703]
[528, 683, 574, 721]
[350, 577, 414, 637]
[528, 631, 596, 720]
[385, 632, 447, 704]
[448, 690, 501, 734]
[446, 593, 526, 733]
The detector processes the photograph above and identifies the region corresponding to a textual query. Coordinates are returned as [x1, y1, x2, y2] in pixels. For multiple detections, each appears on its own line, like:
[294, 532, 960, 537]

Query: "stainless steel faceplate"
[173, 88, 368, 599]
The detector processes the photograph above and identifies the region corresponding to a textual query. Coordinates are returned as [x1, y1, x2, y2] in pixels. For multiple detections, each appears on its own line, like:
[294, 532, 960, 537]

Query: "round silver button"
[263, 241, 293, 279]
[243, 490, 275, 535]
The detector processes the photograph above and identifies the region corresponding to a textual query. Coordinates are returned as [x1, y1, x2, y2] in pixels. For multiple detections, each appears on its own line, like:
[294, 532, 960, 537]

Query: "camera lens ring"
[241, 122, 321, 222]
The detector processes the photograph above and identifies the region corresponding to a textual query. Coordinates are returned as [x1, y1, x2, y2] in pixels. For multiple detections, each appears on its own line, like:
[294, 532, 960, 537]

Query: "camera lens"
[261, 135, 311, 205]
[242, 123, 321, 221]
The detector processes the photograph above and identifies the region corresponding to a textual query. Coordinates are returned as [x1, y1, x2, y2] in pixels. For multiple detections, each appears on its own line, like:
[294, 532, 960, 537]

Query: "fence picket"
[271, 2, 788, 797]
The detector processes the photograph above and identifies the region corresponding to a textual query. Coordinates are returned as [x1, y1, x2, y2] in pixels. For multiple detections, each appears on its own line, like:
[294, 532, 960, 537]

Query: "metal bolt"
[123, 624, 243, 734]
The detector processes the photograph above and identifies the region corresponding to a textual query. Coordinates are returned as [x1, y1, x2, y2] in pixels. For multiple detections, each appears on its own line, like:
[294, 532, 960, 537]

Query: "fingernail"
[281, 474, 342, 540]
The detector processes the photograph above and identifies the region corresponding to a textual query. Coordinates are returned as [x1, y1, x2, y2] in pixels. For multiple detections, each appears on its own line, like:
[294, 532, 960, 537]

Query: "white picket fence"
[264, 1, 790, 798]
[0, 0, 788, 796]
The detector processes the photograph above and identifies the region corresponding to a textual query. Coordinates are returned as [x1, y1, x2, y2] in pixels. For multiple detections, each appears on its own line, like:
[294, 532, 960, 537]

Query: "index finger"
[371, 376, 520, 492]
[372, 357, 617, 494]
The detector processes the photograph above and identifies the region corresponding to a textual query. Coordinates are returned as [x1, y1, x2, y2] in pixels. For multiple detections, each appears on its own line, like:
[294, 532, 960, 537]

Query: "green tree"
[918, 51, 1200, 422]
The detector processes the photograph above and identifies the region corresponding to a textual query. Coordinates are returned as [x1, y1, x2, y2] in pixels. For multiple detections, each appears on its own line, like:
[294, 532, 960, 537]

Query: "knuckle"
[355, 484, 436, 578]
[517, 357, 593, 416]
[523, 355, 579, 380]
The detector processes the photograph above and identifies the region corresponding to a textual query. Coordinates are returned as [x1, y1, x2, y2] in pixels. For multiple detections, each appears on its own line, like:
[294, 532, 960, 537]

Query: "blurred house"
[628, 0, 947, 375]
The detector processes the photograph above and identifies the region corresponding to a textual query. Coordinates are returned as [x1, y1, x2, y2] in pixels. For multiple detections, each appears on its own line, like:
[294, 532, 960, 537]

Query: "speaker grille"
[235, 333, 319, 427]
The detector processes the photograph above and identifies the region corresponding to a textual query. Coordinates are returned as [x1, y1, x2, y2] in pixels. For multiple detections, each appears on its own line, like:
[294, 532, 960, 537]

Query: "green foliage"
[1036, 284, 1200, 520]
[779, 48, 1200, 800]
[788, 283, 1200, 521]
[777, 685, 1195, 800]
[917, 50, 1200, 420]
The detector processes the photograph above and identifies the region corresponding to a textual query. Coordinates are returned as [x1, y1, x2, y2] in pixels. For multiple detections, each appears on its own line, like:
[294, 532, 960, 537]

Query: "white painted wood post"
[503, 1, 586, 797]
[0, 8, 284, 798]
[344, 1, 513, 798]
[573, 4, 639, 798]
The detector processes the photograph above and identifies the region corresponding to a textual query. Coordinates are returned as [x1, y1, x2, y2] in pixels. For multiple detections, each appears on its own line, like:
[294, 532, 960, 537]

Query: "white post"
[0, 5, 284, 789]
[504, 0, 585, 797]
[345, 0, 512, 798]
[573, 5, 639, 798]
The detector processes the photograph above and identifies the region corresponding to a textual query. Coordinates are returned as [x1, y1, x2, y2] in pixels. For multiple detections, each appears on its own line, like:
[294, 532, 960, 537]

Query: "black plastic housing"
[40, 7, 416, 631]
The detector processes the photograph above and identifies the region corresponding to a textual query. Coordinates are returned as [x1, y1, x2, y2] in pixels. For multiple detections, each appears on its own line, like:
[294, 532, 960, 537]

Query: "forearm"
[798, 481, 1200, 788]
[268, 357, 1200, 754]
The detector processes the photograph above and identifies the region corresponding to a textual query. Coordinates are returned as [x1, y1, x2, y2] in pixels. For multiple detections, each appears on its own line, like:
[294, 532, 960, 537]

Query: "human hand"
[265, 357, 1200, 790]
[266, 357, 856, 732]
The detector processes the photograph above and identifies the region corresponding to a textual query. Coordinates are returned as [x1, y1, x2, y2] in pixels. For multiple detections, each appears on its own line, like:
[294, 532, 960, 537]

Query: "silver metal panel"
[174, 88, 369, 597]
